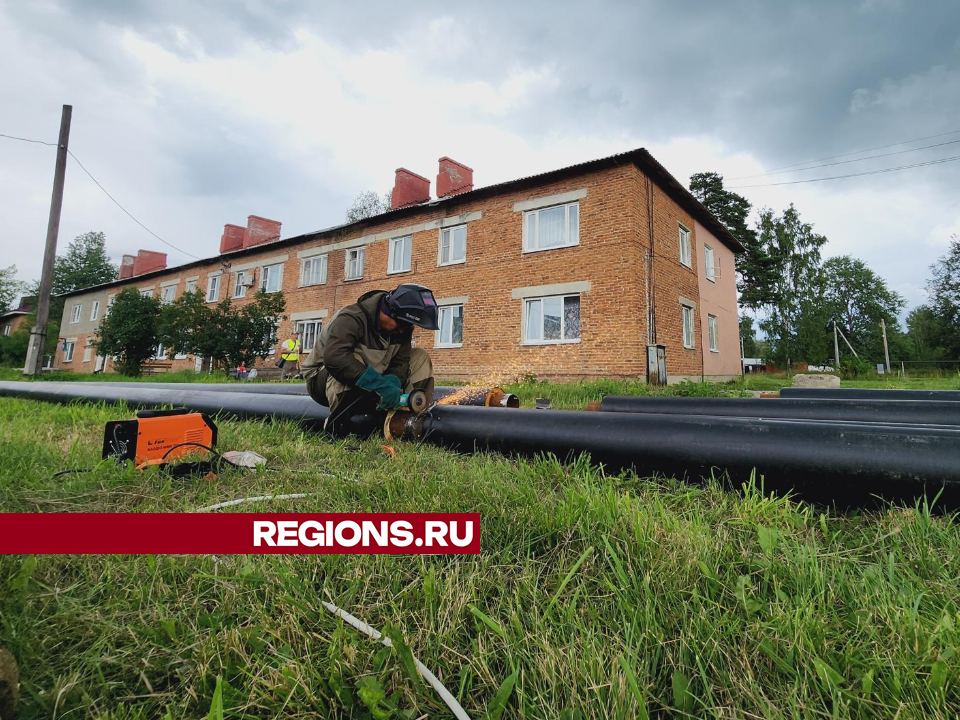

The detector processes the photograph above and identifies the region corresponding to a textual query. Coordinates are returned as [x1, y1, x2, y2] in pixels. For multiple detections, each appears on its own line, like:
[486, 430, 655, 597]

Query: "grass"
[1, 392, 959, 719]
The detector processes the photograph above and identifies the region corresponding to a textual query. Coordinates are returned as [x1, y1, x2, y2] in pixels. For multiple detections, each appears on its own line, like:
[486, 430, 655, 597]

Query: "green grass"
[1, 396, 959, 718]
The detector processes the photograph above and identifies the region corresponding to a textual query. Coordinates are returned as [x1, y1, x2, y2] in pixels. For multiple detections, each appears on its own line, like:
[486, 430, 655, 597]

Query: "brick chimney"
[391, 168, 431, 209]
[437, 157, 474, 198]
[119, 254, 136, 279]
[220, 224, 246, 254]
[132, 250, 167, 276]
[243, 215, 282, 249]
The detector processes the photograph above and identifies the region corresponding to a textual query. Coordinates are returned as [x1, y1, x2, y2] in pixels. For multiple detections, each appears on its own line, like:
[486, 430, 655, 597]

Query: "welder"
[302, 283, 438, 437]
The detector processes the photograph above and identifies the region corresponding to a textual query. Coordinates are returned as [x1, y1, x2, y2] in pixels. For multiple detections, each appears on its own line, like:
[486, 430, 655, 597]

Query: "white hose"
[321, 600, 471, 720]
[197, 493, 312, 512]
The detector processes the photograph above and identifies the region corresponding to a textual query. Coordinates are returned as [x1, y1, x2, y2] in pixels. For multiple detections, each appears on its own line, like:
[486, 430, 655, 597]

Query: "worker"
[279, 331, 302, 379]
[302, 283, 438, 437]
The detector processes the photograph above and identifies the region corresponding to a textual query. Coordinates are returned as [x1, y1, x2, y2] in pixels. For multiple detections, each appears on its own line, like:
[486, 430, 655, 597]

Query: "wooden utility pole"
[24, 104, 72, 376]
[881, 318, 891, 374]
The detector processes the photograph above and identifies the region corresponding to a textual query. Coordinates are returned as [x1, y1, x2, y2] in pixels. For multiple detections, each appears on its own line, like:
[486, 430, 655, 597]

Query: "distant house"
[742, 357, 766, 374]
[0, 297, 34, 337]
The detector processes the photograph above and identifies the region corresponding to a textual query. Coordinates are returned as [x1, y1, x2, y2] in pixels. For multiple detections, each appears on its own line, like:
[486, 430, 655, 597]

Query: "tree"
[95, 288, 161, 376]
[753, 205, 828, 365]
[739, 316, 758, 357]
[159, 289, 286, 370]
[28, 232, 118, 323]
[346, 190, 392, 223]
[820, 256, 905, 362]
[905, 305, 948, 361]
[689, 172, 778, 308]
[927, 235, 960, 358]
[0, 265, 23, 315]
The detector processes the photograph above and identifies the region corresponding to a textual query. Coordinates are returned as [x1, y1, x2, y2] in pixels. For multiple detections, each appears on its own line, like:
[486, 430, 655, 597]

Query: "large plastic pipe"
[0, 382, 329, 429]
[597, 396, 960, 426]
[780, 387, 960, 402]
[391, 406, 960, 506]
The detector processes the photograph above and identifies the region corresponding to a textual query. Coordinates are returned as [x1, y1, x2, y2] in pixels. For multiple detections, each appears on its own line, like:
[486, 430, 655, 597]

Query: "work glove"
[355, 365, 403, 411]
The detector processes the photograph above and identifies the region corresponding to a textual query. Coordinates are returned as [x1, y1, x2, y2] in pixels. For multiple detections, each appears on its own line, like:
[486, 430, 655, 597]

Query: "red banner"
[0, 513, 480, 554]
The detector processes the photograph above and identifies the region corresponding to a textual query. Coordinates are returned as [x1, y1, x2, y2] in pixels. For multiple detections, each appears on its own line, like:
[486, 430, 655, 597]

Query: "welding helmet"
[384, 283, 439, 330]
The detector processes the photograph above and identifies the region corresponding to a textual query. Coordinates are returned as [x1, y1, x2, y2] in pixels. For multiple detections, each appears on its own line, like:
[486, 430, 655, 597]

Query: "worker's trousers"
[306, 348, 433, 412]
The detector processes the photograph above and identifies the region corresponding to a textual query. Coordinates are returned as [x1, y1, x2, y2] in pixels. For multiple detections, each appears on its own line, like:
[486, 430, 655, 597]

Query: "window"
[301, 255, 328, 286]
[154, 343, 168, 361]
[704, 245, 716, 282]
[83, 339, 93, 363]
[682, 305, 695, 348]
[439, 225, 467, 265]
[234, 271, 249, 298]
[264, 324, 278, 355]
[523, 202, 579, 252]
[70, 304, 81, 323]
[206, 275, 220, 303]
[62, 340, 75, 362]
[140, 288, 152, 297]
[524, 295, 581, 344]
[160, 285, 176, 304]
[345, 248, 365, 280]
[2, 325, 9, 336]
[261, 263, 283, 293]
[107, 294, 117, 314]
[679, 224, 692, 268]
[185, 279, 198, 294]
[174, 351, 188, 360]
[388, 235, 412, 274]
[90, 301, 100, 321]
[295, 318, 323, 352]
[708, 315, 719, 352]
[436, 305, 464, 347]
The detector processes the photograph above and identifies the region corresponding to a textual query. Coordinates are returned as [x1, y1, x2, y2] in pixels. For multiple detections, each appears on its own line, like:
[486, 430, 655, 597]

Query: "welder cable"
[321, 600, 472, 720]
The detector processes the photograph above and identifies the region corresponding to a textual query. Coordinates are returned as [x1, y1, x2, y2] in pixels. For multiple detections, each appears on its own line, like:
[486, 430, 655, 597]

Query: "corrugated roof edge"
[59, 147, 744, 298]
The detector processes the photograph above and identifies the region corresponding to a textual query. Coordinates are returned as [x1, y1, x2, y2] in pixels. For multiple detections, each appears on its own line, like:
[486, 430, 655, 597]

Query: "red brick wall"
[58, 164, 728, 383]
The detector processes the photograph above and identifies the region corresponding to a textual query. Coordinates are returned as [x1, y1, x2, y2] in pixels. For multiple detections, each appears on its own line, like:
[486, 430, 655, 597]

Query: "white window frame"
[160, 285, 176, 305]
[682, 304, 695, 349]
[174, 350, 188, 360]
[139, 288, 153, 298]
[70, 304, 82, 324]
[435, 304, 464, 348]
[295, 318, 324, 352]
[300, 255, 328, 287]
[679, 224, 692, 268]
[438, 225, 467, 266]
[260, 263, 284, 293]
[154, 343, 168, 361]
[89, 300, 100, 322]
[388, 235, 412, 274]
[2, 325, 9, 336]
[106, 294, 117, 315]
[345, 248, 365, 280]
[206, 275, 220, 303]
[184, 279, 198, 294]
[83, 338, 94, 363]
[708, 315, 719, 353]
[522, 294, 582, 345]
[62, 340, 75, 362]
[704, 244, 716, 282]
[523, 202, 580, 253]
[233, 271, 249, 299]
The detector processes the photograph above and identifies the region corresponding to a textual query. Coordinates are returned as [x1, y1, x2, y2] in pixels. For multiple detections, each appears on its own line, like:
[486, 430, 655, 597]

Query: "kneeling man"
[302, 283, 438, 436]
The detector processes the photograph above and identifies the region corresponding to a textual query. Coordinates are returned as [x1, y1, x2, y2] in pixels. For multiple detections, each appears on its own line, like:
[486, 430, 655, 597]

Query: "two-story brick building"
[54, 147, 743, 383]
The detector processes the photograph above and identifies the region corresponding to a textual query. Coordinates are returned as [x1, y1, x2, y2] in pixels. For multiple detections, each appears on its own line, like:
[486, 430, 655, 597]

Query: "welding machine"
[102, 407, 218, 469]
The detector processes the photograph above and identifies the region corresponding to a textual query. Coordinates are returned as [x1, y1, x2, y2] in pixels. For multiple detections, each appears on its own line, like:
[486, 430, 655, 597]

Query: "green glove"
[356, 365, 403, 410]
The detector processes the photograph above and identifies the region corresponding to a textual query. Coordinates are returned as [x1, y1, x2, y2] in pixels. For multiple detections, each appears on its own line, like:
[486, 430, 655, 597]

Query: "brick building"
[0, 297, 34, 338]
[54, 148, 743, 382]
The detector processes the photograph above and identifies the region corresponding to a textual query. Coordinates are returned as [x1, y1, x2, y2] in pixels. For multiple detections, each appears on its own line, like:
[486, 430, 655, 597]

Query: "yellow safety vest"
[281, 339, 301, 362]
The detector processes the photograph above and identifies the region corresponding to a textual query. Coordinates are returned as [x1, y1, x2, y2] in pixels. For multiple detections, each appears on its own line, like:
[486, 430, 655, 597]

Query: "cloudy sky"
[2, 0, 958, 316]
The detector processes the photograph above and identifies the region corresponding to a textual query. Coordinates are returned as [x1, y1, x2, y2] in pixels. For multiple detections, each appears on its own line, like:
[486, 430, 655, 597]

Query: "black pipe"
[598, 396, 960, 426]
[0, 382, 329, 430]
[398, 406, 960, 507]
[781, 387, 960, 402]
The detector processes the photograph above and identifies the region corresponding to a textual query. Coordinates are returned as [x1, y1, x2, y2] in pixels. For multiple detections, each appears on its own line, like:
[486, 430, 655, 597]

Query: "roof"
[61, 147, 744, 299]
[0, 309, 29, 321]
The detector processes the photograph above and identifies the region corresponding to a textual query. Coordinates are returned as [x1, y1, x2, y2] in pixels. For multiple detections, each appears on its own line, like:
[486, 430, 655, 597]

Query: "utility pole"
[881, 318, 891, 374]
[24, 104, 72, 376]
[833, 320, 840, 371]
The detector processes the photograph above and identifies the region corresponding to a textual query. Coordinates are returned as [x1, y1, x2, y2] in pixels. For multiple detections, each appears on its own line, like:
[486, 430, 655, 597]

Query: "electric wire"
[728, 154, 960, 188]
[0, 132, 58, 146]
[728, 128, 960, 179]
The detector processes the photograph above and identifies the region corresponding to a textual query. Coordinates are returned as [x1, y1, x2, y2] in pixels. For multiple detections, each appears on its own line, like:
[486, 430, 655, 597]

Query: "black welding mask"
[384, 284, 440, 330]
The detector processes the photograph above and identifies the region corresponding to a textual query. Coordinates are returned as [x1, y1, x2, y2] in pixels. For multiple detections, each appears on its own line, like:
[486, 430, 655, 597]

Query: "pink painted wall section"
[694, 221, 741, 378]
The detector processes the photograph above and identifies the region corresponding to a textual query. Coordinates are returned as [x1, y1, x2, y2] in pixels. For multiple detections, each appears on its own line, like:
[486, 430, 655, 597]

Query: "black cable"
[728, 154, 960, 188]
[52, 468, 92, 478]
[0, 132, 58, 146]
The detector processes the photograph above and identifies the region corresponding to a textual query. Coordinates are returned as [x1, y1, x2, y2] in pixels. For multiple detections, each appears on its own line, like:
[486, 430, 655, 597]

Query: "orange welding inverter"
[102, 408, 218, 469]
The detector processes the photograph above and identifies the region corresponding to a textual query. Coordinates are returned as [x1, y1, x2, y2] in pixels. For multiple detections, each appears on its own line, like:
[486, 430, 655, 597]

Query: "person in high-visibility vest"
[279, 331, 301, 378]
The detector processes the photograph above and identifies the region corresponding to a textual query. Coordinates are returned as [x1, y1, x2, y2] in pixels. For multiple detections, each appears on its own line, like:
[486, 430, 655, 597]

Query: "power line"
[729, 128, 960, 180]
[728, 154, 960, 188]
[0, 132, 58, 146]
[67, 149, 200, 260]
